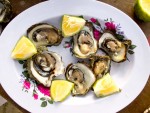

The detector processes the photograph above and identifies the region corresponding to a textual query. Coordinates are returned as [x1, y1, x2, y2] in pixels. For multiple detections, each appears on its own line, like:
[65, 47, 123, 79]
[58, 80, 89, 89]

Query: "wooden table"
[0, 0, 150, 113]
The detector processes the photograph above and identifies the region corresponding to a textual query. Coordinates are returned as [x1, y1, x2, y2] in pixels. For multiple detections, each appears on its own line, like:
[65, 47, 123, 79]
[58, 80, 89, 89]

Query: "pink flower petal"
[105, 22, 116, 31]
[23, 80, 30, 90]
[33, 93, 38, 100]
[37, 84, 50, 96]
[94, 29, 101, 41]
[90, 18, 97, 23]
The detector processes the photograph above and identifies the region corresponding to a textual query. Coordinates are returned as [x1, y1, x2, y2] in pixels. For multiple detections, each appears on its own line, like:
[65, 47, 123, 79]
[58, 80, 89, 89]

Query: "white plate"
[0, 0, 150, 113]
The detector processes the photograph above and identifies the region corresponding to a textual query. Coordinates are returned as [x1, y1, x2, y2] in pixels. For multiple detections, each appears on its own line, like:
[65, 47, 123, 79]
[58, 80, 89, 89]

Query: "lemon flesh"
[93, 73, 120, 97]
[51, 80, 74, 102]
[11, 36, 37, 60]
[134, 0, 150, 22]
[62, 15, 86, 37]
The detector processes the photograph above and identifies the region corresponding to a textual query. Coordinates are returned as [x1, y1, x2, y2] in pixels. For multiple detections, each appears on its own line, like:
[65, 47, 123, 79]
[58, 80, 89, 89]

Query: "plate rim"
[0, 0, 150, 113]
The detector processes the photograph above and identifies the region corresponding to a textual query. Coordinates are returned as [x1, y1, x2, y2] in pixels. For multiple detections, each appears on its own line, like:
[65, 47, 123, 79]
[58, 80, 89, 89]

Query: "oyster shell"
[27, 51, 65, 87]
[27, 23, 63, 47]
[90, 55, 111, 79]
[0, 0, 12, 23]
[72, 22, 97, 58]
[99, 31, 131, 62]
[65, 63, 96, 95]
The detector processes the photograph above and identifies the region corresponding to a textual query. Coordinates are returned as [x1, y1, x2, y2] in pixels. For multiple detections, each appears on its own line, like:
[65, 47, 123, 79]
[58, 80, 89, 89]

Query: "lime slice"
[93, 73, 121, 97]
[134, 0, 150, 22]
[61, 15, 86, 37]
[11, 36, 37, 60]
[51, 80, 74, 102]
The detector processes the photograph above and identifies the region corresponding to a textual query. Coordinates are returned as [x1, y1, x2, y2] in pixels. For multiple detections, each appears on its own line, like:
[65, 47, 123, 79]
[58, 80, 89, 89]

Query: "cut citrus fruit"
[134, 0, 150, 22]
[93, 73, 121, 97]
[51, 80, 74, 102]
[11, 36, 37, 60]
[62, 15, 86, 37]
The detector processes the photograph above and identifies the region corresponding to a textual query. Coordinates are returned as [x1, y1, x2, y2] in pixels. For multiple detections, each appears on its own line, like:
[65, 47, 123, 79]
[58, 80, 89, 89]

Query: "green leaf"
[22, 70, 29, 78]
[18, 60, 24, 64]
[115, 34, 124, 40]
[104, 18, 108, 21]
[23, 62, 27, 69]
[40, 97, 46, 101]
[78, 15, 84, 18]
[129, 45, 136, 50]
[128, 50, 134, 54]
[41, 101, 47, 107]
[48, 100, 53, 104]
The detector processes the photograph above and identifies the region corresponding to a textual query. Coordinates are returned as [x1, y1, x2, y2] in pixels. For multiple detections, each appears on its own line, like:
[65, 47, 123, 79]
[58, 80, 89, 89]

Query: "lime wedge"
[61, 15, 86, 37]
[11, 36, 37, 60]
[134, 0, 150, 22]
[93, 73, 121, 97]
[51, 80, 74, 102]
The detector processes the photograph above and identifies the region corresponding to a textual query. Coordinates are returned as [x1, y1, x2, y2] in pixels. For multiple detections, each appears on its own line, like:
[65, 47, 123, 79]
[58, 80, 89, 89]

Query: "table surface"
[0, 0, 150, 113]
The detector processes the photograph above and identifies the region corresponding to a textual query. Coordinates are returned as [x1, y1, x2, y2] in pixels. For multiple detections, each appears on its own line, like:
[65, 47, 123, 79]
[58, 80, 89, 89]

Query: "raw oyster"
[27, 23, 63, 47]
[65, 63, 96, 95]
[90, 55, 111, 79]
[99, 31, 131, 62]
[72, 22, 97, 58]
[27, 51, 65, 87]
[0, 0, 12, 23]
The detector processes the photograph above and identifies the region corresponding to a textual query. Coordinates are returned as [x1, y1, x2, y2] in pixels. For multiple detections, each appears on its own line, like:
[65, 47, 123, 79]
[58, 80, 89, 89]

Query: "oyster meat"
[27, 51, 65, 87]
[90, 55, 111, 79]
[65, 63, 96, 95]
[72, 22, 97, 58]
[99, 31, 131, 62]
[27, 23, 63, 47]
[0, 0, 12, 23]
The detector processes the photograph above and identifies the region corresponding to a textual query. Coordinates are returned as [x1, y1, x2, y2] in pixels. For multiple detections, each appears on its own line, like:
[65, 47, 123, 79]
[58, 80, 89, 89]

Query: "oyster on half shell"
[65, 63, 96, 96]
[99, 31, 131, 62]
[0, 0, 12, 23]
[27, 51, 65, 87]
[72, 22, 97, 59]
[27, 23, 63, 47]
[90, 55, 111, 79]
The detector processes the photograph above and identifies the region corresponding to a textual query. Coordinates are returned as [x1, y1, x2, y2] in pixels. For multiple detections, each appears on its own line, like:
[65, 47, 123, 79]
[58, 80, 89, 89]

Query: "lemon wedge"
[62, 15, 86, 37]
[134, 0, 150, 22]
[51, 80, 74, 102]
[11, 36, 37, 60]
[93, 73, 121, 97]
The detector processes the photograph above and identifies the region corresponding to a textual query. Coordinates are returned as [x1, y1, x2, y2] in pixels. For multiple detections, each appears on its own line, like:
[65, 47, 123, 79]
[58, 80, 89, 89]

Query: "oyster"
[0, 0, 12, 23]
[99, 31, 131, 62]
[72, 22, 97, 58]
[90, 55, 111, 79]
[27, 51, 65, 87]
[27, 23, 63, 47]
[65, 63, 96, 95]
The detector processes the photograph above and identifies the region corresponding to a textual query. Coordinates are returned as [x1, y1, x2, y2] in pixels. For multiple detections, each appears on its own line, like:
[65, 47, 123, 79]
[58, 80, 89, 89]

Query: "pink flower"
[94, 29, 101, 41]
[64, 43, 71, 48]
[105, 22, 116, 31]
[33, 93, 38, 100]
[90, 18, 97, 23]
[63, 41, 71, 48]
[23, 80, 30, 90]
[37, 84, 50, 96]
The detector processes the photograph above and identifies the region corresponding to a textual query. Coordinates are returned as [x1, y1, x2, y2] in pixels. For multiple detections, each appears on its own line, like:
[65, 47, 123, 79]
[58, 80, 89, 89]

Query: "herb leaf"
[41, 101, 47, 107]
[129, 45, 136, 50]
[48, 100, 53, 104]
